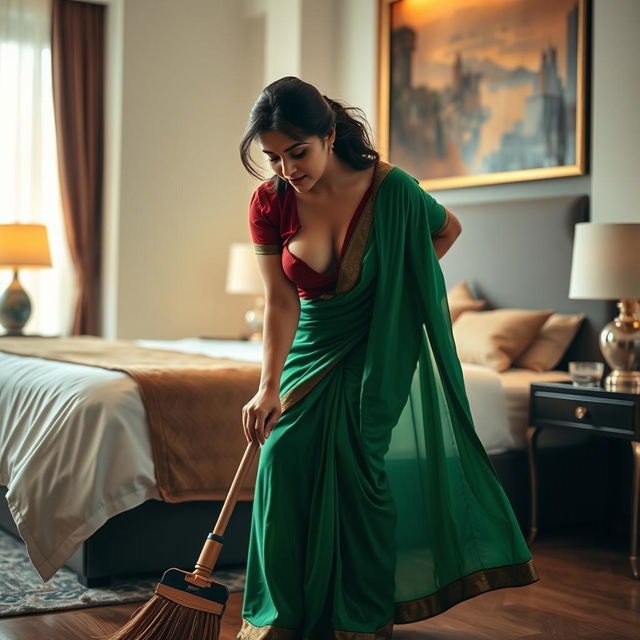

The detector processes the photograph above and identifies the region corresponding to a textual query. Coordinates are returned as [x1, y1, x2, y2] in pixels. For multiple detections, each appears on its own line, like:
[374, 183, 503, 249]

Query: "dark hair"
[239, 76, 379, 192]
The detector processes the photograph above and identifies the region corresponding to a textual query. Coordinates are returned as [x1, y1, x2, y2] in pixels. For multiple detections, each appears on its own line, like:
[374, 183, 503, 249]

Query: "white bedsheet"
[0, 338, 574, 580]
[0, 352, 159, 582]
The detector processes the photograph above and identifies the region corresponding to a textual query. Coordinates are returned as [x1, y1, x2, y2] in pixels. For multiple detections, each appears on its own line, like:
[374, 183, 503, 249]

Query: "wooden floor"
[1, 526, 638, 640]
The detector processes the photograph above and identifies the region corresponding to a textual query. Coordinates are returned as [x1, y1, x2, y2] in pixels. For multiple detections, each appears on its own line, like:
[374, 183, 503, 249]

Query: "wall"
[335, 0, 378, 126]
[260, 0, 339, 94]
[590, 0, 640, 222]
[103, 0, 341, 340]
[103, 0, 264, 339]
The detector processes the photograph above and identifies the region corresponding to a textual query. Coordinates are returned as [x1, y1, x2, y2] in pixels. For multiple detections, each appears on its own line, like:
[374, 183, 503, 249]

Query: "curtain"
[0, 0, 75, 336]
[51, 0, 105, 336]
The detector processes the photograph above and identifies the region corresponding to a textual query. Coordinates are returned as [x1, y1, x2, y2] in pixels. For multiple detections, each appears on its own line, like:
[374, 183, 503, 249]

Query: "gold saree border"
[324, 160, 394, 299]
[280, 358, 339, 414]
[237, 559, 537, 638]
[279, 161, 395, 415]
[394, 557, 539, 623]
[255, 243, 283, 255]
[237, 616, 394, 640]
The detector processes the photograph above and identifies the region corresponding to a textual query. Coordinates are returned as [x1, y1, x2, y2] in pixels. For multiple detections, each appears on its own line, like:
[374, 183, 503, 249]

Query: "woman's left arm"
[431, 208, 462, 260]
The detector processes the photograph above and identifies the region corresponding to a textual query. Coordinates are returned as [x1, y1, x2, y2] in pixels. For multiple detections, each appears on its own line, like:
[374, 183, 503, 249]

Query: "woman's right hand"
[242, 387, 282, 445]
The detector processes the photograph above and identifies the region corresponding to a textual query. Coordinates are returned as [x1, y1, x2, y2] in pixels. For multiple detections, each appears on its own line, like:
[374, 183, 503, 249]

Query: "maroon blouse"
[248, 178, 374, 299]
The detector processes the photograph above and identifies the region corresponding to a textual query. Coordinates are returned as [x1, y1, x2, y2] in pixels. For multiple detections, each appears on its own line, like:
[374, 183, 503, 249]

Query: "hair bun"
[323, 95, 343, 112]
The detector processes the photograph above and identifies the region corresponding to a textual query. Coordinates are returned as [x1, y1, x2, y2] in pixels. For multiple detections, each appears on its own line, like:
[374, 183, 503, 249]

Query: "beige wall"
[334, 0, 377, 124]
[104, 0, 264, 339]
[103, 0, 342, 340]
[591, 0, 640, 222]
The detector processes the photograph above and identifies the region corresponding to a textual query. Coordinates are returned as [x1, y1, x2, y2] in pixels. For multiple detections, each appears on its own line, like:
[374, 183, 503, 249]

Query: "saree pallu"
[238, 162, 538, 640]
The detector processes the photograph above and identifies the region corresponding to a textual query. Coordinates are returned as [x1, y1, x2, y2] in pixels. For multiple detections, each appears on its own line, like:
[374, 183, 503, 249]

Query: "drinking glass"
[568, 361, 604, 387]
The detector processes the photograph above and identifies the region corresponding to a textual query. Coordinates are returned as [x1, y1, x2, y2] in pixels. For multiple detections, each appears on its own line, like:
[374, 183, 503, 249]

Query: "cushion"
[447, 281, 486, 322]
[452, 308, 555, 372]
[449, 299, 486, 323]
[513, 313, 585, 372]
[448, 281, 477, 302]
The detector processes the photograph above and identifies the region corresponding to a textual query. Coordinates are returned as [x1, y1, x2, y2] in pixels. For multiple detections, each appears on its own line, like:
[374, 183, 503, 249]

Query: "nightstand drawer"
[532, 391, 638, 437]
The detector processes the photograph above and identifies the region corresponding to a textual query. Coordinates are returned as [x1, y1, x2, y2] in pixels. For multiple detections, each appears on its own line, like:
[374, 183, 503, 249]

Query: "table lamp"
[225, 243, 265, 341]
[0, 224, 53, 336]
[568, 222, 640, 393]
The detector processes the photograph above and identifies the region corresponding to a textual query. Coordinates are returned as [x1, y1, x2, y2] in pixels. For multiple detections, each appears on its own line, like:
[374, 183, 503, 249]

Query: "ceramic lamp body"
[0, 224, 52, 335]
[599, 299, 640, 393]
[0, 271, 31, 335]
[245, 297, 265, 342]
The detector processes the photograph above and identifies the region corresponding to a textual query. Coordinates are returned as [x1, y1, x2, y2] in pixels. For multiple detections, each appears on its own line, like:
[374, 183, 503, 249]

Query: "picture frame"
[377, 0, 588, 190]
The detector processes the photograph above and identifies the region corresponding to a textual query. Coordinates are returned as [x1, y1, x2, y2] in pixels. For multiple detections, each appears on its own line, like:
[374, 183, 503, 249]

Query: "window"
[0, 0, 75, 336]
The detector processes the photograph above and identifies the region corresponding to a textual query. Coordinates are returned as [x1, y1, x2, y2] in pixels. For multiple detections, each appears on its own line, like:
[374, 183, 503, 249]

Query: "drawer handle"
[575, 406, 588, 419]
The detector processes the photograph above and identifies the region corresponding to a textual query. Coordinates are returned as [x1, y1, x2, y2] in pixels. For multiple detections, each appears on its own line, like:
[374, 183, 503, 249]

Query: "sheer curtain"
[0, 0, 75, 336]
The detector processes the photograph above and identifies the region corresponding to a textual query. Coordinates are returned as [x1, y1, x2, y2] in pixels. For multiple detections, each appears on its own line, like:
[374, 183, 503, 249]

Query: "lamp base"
[600, 298, 640, 394]
[604, 370, 640, 394]
[0, 270, 31, 336]
[244, 296, 264, 342]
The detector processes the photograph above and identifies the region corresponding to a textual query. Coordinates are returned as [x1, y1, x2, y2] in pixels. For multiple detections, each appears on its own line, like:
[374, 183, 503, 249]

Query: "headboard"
[439, 195, 616, 372]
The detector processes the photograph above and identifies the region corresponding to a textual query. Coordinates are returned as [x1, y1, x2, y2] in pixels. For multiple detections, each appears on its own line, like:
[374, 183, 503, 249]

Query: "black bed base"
[0, 438, 624, 587]
[0, 488, 253, 587]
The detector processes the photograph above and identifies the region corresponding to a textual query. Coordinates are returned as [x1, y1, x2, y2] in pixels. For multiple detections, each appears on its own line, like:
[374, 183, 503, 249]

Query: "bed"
[0, 194, 617, 586]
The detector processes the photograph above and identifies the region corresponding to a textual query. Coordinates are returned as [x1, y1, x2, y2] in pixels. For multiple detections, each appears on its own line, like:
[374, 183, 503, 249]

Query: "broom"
[105, 440, 261, 640]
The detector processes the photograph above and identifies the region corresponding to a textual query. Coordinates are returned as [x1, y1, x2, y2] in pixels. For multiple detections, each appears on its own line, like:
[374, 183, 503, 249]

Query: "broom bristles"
[101, 593, 222, 640]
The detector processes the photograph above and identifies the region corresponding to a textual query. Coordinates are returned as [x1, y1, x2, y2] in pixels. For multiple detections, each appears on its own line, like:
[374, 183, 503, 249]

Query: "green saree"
[238, 161, 538, 640]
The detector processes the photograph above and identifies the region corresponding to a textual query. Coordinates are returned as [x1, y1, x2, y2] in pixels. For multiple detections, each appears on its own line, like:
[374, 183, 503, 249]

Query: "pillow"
[447, 281, 477, 302]
[447, 281, 486, 323]
[513, 313, 585, 372]
[449, 299, 486, 323]
[452, 308, 555, 372]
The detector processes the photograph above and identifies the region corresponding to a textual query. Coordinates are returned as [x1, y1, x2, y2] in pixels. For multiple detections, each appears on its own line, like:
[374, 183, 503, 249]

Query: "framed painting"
[377, 0, 588, 190]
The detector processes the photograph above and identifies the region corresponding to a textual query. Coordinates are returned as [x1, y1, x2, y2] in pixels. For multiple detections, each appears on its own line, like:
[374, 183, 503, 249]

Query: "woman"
[238, 76, 538, 639]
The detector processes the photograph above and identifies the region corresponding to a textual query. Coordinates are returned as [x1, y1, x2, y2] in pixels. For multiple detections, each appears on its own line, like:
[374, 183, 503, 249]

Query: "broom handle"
[212, 440, 260, 537]
[192, 440, 261, 578]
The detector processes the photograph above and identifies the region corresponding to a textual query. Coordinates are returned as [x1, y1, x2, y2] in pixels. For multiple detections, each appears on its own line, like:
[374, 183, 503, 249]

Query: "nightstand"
[526, 380, 640, 579]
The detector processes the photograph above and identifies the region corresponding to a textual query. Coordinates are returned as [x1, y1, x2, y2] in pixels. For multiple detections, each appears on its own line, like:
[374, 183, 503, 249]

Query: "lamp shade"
[226, 243, 264, 295]
[569, 222, 640, 300]
[0, 224, 52, 269]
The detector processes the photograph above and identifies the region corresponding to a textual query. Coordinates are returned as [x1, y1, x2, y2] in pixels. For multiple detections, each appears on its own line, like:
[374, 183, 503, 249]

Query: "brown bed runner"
[0, 336, 261, 502]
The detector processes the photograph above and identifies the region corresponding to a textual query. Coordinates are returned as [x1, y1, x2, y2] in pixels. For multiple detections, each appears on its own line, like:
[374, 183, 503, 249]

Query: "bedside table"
[526, 380, 640, 579]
